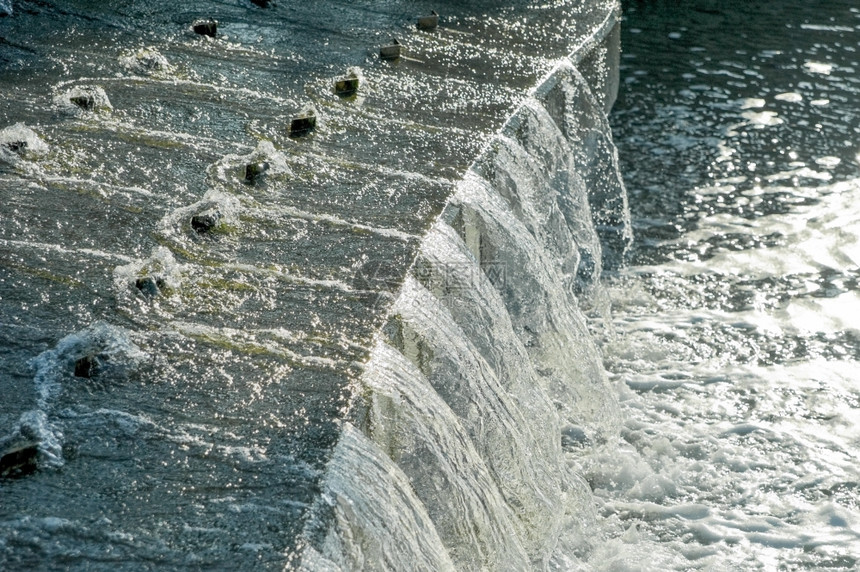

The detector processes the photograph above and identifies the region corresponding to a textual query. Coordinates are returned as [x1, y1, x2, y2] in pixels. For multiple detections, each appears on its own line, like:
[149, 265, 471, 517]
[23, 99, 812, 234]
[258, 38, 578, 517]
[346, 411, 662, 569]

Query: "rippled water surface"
[5, 0, 860, 568]
[593, 0, 860, 569]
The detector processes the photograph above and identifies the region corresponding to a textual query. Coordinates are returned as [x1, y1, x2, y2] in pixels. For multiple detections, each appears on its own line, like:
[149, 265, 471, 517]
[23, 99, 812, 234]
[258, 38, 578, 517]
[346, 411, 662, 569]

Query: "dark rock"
[334, 74, 360, 97]
[250, 0, 270, 7]
[56, 87, 111, 114]
[135, 276, 164, 297]
[379, 39, 402, 61]
[69, 94, 96, 112]
[192, 19, 217, 38]
[244, 162, 270, 184]
[0, 445, 39, 478]
[74, 354, 101, 378]
[3, 140, 27, 154]
[191, 210, 222, 232]
[417, 11, 439, 31]
[289, 114, 316, 137]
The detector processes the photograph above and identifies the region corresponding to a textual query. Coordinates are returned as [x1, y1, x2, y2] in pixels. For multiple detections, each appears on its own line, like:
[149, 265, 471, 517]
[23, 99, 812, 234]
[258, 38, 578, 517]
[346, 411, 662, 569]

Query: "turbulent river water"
[1, 0, 859, 570]
[591, 0, 860, 569]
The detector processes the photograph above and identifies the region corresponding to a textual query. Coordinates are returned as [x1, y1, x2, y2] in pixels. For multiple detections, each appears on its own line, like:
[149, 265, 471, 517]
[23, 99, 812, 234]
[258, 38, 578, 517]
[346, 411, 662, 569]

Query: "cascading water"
[304, 53, 629, 570]
[9, 0, 855, 568]
[1, 0, 631, 569]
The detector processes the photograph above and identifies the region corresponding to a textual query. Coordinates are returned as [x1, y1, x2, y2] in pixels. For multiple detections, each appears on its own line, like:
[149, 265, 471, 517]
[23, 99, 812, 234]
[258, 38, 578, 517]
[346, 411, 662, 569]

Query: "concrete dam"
[0, 0, 631, 568]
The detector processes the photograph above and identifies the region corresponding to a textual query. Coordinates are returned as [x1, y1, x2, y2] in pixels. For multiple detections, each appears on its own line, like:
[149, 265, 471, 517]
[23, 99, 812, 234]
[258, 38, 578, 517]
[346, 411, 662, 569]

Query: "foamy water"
[4, 0, 859, 567]
[592, 1, 860, 568]
[591, 179, 860, 570]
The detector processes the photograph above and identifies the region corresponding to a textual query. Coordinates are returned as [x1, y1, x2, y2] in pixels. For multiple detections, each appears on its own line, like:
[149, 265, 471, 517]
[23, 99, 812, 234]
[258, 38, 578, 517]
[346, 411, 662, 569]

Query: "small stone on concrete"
[191, 210, 222, 232]
[0, 445, 39, 478]
[74, 354, 100, 378]
[417, 11, 439, 31]
[135, 276, 164, 297]
[193, 19, 217, 38]
[244, 162, 270, 184]
[69, 94, 96, 111]
[3, 140, 27, 154]
[289, 114, 316, 137]
[335, 74, 360, 97]
[380, 39, 402, 61]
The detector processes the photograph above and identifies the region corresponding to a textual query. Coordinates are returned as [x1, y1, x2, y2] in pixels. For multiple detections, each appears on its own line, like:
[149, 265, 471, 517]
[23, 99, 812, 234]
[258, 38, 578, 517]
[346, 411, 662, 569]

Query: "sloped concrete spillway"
[0, 0, 628, 569]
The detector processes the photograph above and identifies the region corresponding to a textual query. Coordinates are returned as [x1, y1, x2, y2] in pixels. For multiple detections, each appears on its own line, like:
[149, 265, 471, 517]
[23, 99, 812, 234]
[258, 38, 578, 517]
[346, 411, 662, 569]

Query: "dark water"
[589, 1, 860, 569]
[614, 0, 860, 266]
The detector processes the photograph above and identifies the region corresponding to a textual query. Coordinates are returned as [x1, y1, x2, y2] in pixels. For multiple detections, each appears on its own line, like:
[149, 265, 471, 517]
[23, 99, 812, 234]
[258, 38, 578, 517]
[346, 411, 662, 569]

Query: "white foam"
[29, 322, 148, 410]
[740, 98, 766, 109]
[589, 354, 860, 567]
[208, 139, 292, 186]
[157, 188, 241, 237]
[815, 156, 841, 168]
[118, 47, 173, 76]
[113, 246, 187, 298]
[52, 85, 113, 115]
[10, 323, 147, 471]
[0, 123, 49, 160]
[595, 175, 860, 567]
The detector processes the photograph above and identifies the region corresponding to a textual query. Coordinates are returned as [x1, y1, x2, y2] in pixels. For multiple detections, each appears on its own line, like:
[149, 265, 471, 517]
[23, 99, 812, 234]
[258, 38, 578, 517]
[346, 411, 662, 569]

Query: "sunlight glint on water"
[591, 0, 860, 569]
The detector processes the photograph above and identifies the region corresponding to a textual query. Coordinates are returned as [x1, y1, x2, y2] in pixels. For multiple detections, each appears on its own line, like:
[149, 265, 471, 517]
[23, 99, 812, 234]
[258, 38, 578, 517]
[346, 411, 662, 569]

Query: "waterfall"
[0, 1, 630, 568]
[304, 31, 631, 571]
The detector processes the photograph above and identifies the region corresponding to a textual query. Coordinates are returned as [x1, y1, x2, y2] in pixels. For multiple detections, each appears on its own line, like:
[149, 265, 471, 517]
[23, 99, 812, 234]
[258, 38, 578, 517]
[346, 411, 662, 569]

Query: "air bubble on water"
[741, 110, 783, 127]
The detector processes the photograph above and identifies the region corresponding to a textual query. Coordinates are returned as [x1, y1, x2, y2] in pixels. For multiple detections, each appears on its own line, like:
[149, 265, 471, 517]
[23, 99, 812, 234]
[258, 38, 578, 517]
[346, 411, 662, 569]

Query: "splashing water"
[588, 1, 860, 569]
[1, 0, 630, 568]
